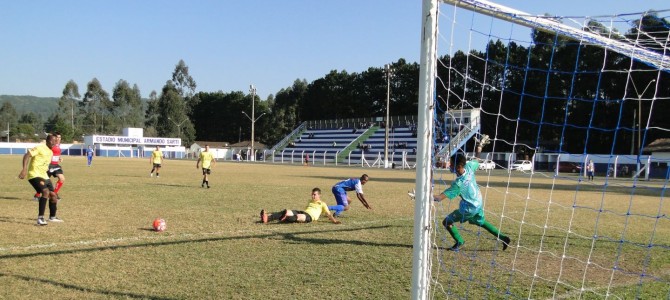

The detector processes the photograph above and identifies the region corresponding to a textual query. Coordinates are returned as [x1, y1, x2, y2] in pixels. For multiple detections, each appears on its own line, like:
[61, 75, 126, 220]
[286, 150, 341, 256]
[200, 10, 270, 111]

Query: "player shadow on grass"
[148, 182, 194, 188]
[274, 225, 414, 249]
[0, 216, 28, 225]
[0, 271, 176, 300]
[0, 196, 24, 201]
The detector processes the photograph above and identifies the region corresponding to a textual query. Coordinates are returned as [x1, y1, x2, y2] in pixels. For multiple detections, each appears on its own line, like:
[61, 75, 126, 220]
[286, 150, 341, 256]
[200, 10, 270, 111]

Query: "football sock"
[446, 224, 464, 245]
[49, 202, 57, 218]
[284, 216, 297, 222]
[38, 198, 47, 216]
[481, 221, 504, 238]
[328, 205, 345, 215]
[268, 212, 283, 221]
[55, 181, 63, 194]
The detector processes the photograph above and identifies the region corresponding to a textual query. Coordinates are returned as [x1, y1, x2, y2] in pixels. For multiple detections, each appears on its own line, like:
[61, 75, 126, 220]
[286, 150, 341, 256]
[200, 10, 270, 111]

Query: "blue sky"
[1, 1, 668, 99]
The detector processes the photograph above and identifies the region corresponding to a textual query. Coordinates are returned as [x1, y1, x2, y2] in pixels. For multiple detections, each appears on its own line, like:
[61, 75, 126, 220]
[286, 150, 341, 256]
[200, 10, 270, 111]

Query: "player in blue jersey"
[434, 153, 511, 251]
[86, 145, 95, 166]
[328, 174, 372, 217]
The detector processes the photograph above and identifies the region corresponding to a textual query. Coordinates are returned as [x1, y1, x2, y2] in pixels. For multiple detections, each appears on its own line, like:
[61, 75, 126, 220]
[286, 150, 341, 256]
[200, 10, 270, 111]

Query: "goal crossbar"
[442, 0, 670, 71]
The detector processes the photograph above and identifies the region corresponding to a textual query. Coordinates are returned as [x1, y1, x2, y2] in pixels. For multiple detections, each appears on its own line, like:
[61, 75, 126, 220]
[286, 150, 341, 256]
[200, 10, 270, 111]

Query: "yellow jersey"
[151, 150, 163, 164]
[304, 199, 330, 221]
[27, 143, 53, 180]
[199, 151, 215, 169]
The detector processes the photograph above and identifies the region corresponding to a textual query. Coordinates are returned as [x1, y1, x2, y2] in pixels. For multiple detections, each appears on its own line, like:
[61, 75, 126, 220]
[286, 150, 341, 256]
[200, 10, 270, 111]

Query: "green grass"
[0, 156, 668, 299]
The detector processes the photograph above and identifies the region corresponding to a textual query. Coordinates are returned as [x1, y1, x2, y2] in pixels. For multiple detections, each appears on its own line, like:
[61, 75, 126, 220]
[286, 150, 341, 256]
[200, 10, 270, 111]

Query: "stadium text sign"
[92, 135, 181, 146]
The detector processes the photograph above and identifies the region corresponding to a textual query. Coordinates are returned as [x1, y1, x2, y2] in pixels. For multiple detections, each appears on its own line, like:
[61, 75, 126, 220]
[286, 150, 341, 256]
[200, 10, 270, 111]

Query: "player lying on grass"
[434, 152, 511, 251]
[260, 187, 341, 224]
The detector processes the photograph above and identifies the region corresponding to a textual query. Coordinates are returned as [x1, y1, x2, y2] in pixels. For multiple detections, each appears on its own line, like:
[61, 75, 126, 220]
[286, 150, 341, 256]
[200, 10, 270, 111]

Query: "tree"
[151, 60, 199, 146]
[172, 59, 199, 110]
[144, 90, 159, 136]
[112, 80, 144, 130]
[55, 80, 81, 141]
[82, 78, 112, 134]
[156, 81, 195, 145]
[0, 102, 18, 140]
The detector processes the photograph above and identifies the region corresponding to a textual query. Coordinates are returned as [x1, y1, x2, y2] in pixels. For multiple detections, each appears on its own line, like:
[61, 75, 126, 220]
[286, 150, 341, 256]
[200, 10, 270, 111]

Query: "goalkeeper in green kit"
[434, 135, 511, 251]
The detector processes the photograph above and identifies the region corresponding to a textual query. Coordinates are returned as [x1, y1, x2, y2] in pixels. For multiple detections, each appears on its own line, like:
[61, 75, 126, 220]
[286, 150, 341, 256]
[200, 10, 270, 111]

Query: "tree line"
[0, 13, 667, 155]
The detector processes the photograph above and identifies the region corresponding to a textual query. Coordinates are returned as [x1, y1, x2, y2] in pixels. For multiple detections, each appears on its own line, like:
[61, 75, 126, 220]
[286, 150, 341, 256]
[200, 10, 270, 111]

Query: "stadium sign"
[92, 135, 181, 146]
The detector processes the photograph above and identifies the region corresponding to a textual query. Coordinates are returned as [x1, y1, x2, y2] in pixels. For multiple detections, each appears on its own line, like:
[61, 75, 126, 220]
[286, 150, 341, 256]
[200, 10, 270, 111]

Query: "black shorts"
[153, 163, 162, 168]
[47, 164, 64, 177]
[202, 168, 211, 175]
[293, 210, 312, 223]
[28, 177, 54, 194]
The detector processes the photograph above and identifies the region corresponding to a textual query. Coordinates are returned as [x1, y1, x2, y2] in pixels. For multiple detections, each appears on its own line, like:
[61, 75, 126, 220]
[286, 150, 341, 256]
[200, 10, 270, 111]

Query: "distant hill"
[0, 95, 59, 119]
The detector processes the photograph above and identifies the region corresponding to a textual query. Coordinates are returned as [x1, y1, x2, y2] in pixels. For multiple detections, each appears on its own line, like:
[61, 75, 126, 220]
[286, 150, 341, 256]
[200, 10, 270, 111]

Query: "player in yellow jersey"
[196, 145, 216, 188]
[260, 187, 341, 224]
[18, 134, 62, 226]
[149, 146, 163, 178]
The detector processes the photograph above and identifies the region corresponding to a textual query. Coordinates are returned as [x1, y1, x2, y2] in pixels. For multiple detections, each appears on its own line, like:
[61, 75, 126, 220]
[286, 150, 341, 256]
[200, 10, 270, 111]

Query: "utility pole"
[242, 85, 266, 161]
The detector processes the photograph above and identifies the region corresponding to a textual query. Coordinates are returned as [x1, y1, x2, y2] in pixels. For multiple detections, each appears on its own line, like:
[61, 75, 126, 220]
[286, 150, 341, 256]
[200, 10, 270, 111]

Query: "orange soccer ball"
[153, 218, 166, 232]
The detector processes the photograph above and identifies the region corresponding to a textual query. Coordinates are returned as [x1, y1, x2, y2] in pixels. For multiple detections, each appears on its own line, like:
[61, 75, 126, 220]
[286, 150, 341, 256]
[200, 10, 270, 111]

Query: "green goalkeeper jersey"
[441, 160, 482, 216]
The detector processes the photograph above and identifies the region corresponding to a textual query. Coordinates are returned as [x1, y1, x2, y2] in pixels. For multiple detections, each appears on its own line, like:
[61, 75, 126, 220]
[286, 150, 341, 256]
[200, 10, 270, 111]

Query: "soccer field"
[1, 156, 419, 299]
[1, 156, 668, 299]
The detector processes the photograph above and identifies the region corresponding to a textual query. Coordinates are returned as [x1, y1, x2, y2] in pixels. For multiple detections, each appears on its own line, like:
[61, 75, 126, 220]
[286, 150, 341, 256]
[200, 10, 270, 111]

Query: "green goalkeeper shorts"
[445, 209, 485, 226]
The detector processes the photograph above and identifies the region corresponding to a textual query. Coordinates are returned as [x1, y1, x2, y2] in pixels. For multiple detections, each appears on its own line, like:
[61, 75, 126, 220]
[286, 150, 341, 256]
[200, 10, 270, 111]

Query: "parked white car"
[510, 160, 533, 171]
[477, 159, 496, 170]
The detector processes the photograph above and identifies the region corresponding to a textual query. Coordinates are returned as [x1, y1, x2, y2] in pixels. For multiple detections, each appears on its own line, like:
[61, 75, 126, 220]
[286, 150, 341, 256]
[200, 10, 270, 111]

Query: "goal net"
[412, 1, 670, 299]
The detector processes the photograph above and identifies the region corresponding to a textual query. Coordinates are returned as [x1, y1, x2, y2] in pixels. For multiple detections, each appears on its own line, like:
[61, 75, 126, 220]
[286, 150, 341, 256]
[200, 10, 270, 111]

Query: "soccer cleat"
[156, 175, 160, 178]
[260, 209, 268, 224]
[150, 173, 153, 177]
[37, 217, 47, 226]
[49, 217, 64, 223]
[207, 185, 210, 189]
[448, 242, 464, 251]
[201, 183, 205, 188]
[501, 236, 511, 251]
[33, 196, 39, 201]
[407, 189, 416, 200]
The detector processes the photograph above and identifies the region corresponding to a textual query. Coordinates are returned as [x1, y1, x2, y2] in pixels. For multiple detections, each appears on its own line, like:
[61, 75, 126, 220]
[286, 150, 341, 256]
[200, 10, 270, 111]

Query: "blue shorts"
[331, 186, 349, 206]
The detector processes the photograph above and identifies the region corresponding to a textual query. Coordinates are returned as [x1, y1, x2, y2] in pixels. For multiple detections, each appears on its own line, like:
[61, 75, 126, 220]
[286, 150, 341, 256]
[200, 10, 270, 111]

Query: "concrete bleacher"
[272, 125, 419, 166]
[273, 128, 365, 163]
[348, 126, 418, 166]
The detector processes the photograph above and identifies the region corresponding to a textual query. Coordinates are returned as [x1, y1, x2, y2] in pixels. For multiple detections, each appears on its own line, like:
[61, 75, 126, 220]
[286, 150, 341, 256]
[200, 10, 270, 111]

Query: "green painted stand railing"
[336, 126, 379, 162]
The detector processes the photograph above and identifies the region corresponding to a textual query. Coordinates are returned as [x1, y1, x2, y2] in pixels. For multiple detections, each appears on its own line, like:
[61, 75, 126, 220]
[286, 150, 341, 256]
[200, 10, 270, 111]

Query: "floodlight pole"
[384, 64, 393, 168]
[251, 85, 256, 161]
